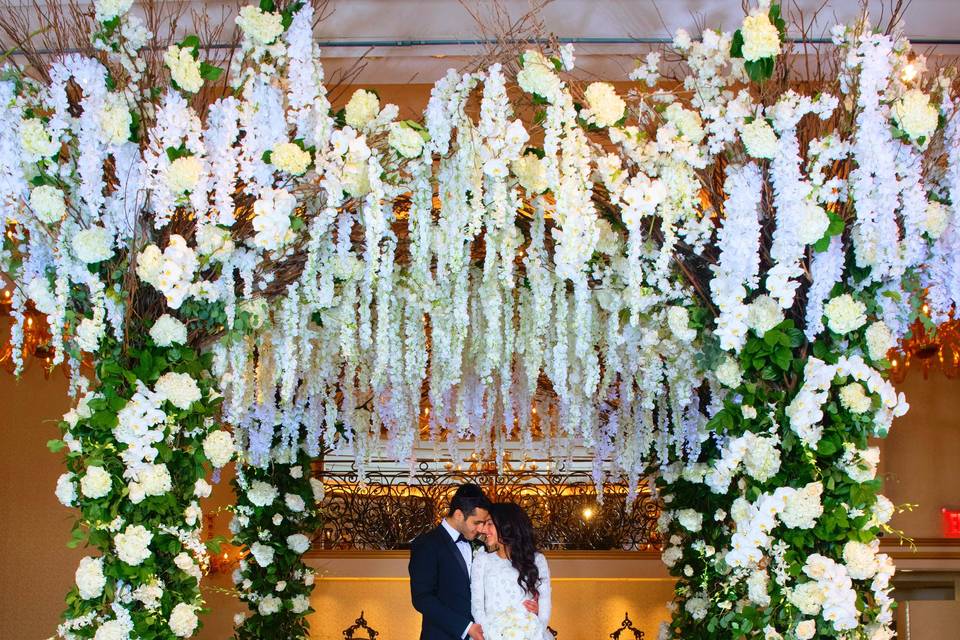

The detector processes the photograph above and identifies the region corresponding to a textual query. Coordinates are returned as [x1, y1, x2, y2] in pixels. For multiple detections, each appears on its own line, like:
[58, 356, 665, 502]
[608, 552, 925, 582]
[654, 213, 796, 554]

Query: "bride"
[472, 502, 552, 640]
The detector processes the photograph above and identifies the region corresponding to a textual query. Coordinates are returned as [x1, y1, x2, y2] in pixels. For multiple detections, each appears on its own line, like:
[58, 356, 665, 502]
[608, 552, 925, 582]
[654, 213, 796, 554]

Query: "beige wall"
[2, 358, 960, 638]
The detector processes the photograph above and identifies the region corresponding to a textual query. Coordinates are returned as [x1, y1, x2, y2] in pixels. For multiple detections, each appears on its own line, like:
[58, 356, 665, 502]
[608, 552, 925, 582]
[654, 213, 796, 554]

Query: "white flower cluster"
[787, 355, 908, 446]
[137, 235, 199, 309]
[485, 605, 543, 640]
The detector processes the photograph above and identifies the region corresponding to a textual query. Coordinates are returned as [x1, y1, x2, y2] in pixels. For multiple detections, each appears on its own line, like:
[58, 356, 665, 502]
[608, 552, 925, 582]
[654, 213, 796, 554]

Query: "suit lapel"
[437, 525, 470, 579]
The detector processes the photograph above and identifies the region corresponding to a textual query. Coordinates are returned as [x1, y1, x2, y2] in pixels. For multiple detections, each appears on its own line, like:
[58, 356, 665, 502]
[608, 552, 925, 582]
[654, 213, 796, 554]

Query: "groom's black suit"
[409, 524, 473, 640]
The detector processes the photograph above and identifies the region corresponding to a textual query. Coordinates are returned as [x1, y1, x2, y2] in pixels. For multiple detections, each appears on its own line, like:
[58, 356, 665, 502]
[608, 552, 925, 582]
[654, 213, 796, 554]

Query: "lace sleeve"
[470, 550, 487, 628]
[535, 553, 552, 627]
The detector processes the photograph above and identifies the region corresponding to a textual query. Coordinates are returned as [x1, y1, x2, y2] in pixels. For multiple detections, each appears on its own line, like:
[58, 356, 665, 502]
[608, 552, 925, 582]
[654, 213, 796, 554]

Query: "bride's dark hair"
[488, 502, 540, 598]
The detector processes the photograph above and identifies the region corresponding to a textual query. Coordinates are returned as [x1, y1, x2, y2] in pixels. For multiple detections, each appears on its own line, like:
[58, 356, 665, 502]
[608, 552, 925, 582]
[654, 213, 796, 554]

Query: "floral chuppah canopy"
[2, 0, 952, 636]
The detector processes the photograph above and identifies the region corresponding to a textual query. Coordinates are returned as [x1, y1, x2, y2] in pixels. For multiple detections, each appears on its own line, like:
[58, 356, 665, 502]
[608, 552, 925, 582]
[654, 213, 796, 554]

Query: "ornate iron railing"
[313, 462, 662, 551]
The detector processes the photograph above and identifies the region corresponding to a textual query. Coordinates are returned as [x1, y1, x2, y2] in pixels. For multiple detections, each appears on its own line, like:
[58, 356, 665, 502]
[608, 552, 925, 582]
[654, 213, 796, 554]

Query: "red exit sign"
[942, 508, 960, 538]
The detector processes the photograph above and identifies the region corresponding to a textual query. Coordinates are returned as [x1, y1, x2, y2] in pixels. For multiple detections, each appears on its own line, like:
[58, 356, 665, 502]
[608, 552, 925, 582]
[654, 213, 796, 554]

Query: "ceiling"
[4, 0, 960, 82]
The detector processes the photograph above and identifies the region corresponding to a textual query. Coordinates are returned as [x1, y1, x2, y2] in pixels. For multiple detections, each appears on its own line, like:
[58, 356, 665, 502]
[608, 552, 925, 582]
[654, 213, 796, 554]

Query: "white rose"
[290, 594, 311, 614]
[166, 155, 202, 193]
[715, 355, 743, 388]
[798, 202, 830, 245]
[114, 524, 153, 566]
[865, 321, 895, 361]
[93, 620, 130, 640]
[583, 82, 626, 128]
[195, 224, 234, 261]
[272, 513, 284, 526]
[236, 6, 284, 46]
[309, 477, 325, 502]
[892, 89, 939, 142]
[164, 46, 203, 93]
[743, 435, 781, 482]
[168, 603, 199, 638]
[75, 556, 106, 599]
[258, 594, 282, 616]
[781, 482, 824, 530]
[741, 405, 758, 420]
[285, 493, 305, 513]
[29, 185, 67, 223]
[194, 478, 212, 499]
[72, 226, 114, 263]
[128, 463, 172, 503]
[55, 472, 77, 506]
[344, 89, 380, 129]
[676, 508, 703, 532]
[388, 122, 425, 158]
[871, 494, 895, 526]
[20, 118, 59, 159]
[287, 533, 311, 554]
[95, 0, 134, 22]
[843, 540, 879, 579]
[150, 314, 188, 347]
[271, 142, 312, 175]
[136, 244, 164, 285]
[747, 569, 770, 606]
[795, 620, 816, 640]
[203, 430, 235, 468]
[747, 295, 783, 335]
[517, 50, 561, 102]
[248, 480, 279, 507]
[250, 541, 275, 567]
[80, 465, 112, 499]
[512, 153, 548, 194]
[155, 372, 202, 410]
[740, 13, 781, 61]
[661, 546, 683, 567]
[184, 501, 202, 526]
[789, 581, 825, 615]
[839, 382, 871, 414]
[924, 201, 949, 239]
[289, 466, 303, 479]
[824, 294, 867, 335]
[741, 118, 778, 159]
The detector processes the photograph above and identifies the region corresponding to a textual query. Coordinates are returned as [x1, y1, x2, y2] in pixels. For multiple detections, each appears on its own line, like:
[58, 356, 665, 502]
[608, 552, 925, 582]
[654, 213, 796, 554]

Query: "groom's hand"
[467, 623, 485, 640]
[523, 598, 539, 615]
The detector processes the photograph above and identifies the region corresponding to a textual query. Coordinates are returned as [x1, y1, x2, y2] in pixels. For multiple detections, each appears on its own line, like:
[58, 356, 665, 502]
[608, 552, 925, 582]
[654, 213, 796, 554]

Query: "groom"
[409, 484, 539, 640]
[409, 483, 490, 640]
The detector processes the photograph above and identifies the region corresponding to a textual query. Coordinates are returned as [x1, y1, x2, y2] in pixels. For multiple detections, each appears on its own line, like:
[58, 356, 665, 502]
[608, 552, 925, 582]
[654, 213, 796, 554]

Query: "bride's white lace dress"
[471, 549, 552, 640]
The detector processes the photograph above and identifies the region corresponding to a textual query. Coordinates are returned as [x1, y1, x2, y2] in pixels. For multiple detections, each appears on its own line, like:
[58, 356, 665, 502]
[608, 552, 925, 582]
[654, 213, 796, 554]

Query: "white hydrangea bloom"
[583, 82, 626, 128]
[202, 430, 235, 468]
[271, 142, 312, 175]
[250, 541, 275, 567]
[344, 89, 380, 129]
[163, 46, 202, 93]
[168, 603, 199, 638]
[741, 119, 778, 158]
[149, 314, 188, 346]
[892, 89, 939, 142]
[166, 156, 202, 193]
[72, 226, 114, 263]
[80, 465, 112, 499]
[740, 13, 781, 61]
[114, 524, 153, 566]
[29, 185, 67, 223]
[824, 294, 867, 335]
[75, 556, 106, 599]
[388, 122, 425, 158]
[865, 322, 894, 361]
[236, 5, 284, 46]
[248, 480, 279, 507]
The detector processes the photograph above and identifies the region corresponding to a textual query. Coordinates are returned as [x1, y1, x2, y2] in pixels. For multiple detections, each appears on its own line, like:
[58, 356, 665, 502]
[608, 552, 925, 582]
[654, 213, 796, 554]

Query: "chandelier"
[887, 303, 960, 384]
[0, 282, 67, 379]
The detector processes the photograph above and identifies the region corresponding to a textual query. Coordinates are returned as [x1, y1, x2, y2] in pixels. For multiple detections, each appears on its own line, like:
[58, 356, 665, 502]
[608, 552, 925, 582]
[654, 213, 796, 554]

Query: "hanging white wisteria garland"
[2, 0, 959, 637]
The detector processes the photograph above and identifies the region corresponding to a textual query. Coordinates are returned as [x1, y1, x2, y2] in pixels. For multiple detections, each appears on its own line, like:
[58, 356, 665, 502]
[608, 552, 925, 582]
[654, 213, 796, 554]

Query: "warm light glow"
[902, 61, 919, 83]
[582, 507, 594, 520]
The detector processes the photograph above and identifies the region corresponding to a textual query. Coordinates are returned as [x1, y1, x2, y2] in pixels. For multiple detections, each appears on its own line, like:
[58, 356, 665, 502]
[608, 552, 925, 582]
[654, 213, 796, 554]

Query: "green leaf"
[262, 150, 273, 165]
[731, 29, 744, 58]
[259, 0, 276, 12]
[47, 439, 65, 453]
[200, 62, 223, 82]
[180, 34, 201, 53]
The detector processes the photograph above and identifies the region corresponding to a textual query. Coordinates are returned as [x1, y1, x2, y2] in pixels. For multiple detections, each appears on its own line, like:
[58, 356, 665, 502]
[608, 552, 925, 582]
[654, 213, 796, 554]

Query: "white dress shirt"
[441, 518, 474, 638]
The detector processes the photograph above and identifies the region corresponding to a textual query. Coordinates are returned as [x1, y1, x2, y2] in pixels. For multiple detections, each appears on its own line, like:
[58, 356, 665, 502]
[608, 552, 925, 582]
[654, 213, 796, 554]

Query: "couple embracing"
[409, 484, 553, 640]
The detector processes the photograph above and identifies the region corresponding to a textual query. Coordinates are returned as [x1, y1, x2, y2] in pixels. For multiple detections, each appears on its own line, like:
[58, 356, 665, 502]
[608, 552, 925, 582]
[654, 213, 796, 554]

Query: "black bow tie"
[456, 534, 468, 544]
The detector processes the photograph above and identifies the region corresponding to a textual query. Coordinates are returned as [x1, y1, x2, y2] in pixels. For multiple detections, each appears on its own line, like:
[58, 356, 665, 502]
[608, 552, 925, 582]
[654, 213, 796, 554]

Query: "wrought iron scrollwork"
[342, 611, 379, 639]
[609, 612, 644, 639]
[314, 462, 661, 551]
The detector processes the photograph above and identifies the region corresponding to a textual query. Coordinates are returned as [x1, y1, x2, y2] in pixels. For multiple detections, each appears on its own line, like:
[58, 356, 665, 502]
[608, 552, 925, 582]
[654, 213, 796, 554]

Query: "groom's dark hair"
[448, 483, 490, 517]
